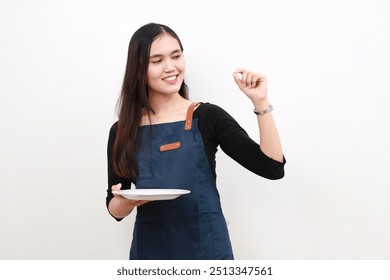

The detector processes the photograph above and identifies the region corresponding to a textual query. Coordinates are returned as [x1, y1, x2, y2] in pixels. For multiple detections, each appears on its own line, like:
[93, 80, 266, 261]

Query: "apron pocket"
[133, 220, 200, 260]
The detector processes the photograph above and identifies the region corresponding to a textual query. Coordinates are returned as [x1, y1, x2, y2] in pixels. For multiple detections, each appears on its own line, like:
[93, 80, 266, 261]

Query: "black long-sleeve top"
[106, 102, 286, 210]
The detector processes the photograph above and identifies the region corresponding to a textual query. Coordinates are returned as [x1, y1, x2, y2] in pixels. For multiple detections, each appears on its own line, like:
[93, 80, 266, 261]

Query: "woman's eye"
[172, 55, 181, 60]
[151, 59, 162, 64]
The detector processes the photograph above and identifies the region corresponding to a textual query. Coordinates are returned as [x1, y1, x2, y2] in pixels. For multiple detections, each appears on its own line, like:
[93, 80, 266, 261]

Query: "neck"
[142, 93, 193, 125]
[148, 93, 187, 115]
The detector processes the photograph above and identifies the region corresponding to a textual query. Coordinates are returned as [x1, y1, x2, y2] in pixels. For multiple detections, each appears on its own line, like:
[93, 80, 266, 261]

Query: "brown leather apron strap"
[184, 102, 201, 131]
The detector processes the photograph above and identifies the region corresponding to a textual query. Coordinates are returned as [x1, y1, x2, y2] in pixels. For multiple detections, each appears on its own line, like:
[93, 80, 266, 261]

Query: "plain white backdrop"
[1, 0, 389, 259]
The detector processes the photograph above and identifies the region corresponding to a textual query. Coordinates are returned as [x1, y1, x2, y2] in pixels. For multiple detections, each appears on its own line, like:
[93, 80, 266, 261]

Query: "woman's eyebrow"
[149, 49, 181, 58]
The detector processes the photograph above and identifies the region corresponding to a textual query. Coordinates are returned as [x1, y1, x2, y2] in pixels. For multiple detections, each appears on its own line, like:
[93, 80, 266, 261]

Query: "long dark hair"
[113, 23, 188, 179]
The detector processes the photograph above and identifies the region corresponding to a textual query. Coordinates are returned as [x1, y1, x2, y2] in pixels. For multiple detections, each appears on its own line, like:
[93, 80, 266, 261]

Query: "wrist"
[116, 196, 134, 208]
[252, 99, 270, 111]
[253, 104, 273, 116]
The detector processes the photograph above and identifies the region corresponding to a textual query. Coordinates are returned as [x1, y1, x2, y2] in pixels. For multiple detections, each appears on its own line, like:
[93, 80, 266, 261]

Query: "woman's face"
[147, 33, 185, 97]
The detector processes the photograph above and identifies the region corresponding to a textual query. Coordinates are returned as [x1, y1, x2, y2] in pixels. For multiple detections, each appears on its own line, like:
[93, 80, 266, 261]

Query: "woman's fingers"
[111, 183, 122, 191]
[111, 183, 122, 197]
[233, 68, 260, 88]
[233, 68, 268, 100]
[232, 72, 244, 88]
[111, 183, 150, 208]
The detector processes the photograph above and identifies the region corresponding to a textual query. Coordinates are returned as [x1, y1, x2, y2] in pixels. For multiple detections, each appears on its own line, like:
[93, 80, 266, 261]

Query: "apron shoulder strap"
[184, 102, 201, 131]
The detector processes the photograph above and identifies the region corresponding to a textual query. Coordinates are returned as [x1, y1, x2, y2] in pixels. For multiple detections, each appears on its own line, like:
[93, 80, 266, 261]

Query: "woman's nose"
[163, 59, 175, 72]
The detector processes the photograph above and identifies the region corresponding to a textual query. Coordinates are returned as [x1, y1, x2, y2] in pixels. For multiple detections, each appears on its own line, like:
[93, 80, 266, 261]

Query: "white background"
[1, 0, 389, 259]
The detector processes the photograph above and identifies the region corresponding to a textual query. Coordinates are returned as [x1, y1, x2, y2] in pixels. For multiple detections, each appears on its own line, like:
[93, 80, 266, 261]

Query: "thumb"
[232, 72, 244, 88]
[111, 183, 122, 191]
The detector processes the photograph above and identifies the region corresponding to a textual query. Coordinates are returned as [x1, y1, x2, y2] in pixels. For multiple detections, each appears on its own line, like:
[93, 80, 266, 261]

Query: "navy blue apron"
[130, 102, 234, 260]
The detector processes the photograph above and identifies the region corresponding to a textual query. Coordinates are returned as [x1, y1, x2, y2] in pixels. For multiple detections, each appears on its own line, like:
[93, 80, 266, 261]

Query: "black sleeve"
[195, 103, 286, 180]
[106, 122, 132, 220]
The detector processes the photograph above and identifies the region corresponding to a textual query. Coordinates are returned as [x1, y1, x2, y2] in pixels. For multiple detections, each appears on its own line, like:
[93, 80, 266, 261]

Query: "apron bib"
[130, 103, 233, 260]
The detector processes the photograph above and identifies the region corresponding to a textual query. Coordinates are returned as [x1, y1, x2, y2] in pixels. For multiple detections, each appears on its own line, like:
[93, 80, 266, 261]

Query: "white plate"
[112, 189, 191, 201]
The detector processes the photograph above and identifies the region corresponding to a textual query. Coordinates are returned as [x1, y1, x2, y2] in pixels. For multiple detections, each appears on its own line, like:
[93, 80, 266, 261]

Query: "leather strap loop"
[160, 141, 181, 152]
[184, 102, 200, 131]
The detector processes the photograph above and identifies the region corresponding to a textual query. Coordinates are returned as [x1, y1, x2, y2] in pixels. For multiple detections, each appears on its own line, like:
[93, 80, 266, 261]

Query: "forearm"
[253, 99, 284, 163]
[108, 196, 135, 219]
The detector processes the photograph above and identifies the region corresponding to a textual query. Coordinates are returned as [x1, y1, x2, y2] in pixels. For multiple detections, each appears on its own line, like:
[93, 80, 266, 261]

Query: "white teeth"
[164, 75, 177, 81]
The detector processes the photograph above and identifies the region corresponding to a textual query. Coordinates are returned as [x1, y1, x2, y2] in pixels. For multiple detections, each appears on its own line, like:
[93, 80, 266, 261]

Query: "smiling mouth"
[163, 75, 178, 81]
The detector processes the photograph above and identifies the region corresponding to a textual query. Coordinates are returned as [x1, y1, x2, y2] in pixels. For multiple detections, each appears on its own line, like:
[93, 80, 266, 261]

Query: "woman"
[106, 22, 286, 260]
